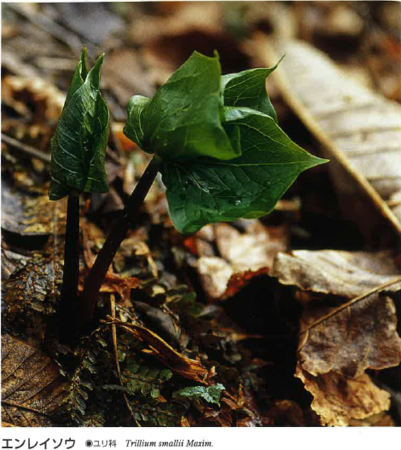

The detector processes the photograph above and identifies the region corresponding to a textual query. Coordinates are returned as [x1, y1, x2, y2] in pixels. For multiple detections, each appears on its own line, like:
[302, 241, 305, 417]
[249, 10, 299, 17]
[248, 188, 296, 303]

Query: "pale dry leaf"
[271, 249, 400, 299]
[215, 222, 288, 272]
[348, 411, 395, 427]
[197, 257, 234, 299]
[256, 38, 401, 237]
[197, 222, 288, 299]
[1, 334, 67, 427]
[298, 292, 401, 378]
[295, 364, 391, 427]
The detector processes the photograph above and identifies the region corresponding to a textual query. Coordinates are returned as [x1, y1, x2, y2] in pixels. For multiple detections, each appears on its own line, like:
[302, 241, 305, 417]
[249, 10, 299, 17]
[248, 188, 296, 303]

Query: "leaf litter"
[2, 1, 401, 428]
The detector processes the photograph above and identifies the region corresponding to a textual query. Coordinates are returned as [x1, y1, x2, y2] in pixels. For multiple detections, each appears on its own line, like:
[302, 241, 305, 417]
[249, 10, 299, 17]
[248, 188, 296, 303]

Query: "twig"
[110, 295, 141, 427]
[300, 276, 401, 335]
[1, 133, 51, 164]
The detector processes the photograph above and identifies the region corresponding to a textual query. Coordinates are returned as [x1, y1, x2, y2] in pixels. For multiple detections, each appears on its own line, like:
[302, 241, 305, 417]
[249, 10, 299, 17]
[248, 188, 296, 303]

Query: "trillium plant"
[50, 49, 327, 336]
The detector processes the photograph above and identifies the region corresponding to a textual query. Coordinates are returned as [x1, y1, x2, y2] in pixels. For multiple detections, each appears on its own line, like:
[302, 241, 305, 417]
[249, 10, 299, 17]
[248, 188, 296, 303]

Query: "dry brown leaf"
[295, 364, 391, 427]
[2, 179, 63, 236]
[299, 292, 401, 378]
[256, 38, 401, 239]
[271, 249, 400, 299]
[267, 399, 305, 427]
[1, 334, 67, 427]
[109, 319, 209, 385]
[272, 248, 401, 425]
[197, 256, 234, 299]
[197, 222, 288, 299]
[348, 411, 395, 427]
[215, 222, 288, 272]
[2, 75, 65, 123]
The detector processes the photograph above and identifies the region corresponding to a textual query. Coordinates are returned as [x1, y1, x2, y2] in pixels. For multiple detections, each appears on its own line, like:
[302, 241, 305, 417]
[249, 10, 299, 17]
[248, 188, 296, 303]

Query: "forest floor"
[1, 1, 401, 427]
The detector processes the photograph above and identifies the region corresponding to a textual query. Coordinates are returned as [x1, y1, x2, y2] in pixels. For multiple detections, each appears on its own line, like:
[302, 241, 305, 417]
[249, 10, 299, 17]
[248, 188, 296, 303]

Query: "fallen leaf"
[197, 222, 288, 299]
[1, 249, 30, 280]
[98, 273, 142, 306]
[256, 37, 401, 240]
[221, 268, 269, 301]
[215, 222, 288, 272]
[348, 411, 395, 427]
[296, 364, 391, 427]
[271, 249, 400, 299]
[1, 75, 65, 124]
[197, 257, 234, 299]
[1, 334, 67, 426]
[3, 248, 63, 335]
[2, 178, 63, 237]
[298, 292, 401, 378]
[110, 319, 209, 385]
[267, 399, 305, 427]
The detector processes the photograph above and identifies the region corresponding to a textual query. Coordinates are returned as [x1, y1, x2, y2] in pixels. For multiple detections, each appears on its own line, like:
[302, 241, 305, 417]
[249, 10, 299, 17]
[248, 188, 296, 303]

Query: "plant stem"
[78, 156, 161, 327]
[59, 193, 80, 343]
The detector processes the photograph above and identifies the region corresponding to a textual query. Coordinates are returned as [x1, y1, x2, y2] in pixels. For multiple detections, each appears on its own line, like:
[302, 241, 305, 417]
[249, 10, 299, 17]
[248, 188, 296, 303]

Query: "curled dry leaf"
[1, 75, 65, 123]
[256, 38, 401, 240]
[215, 223, 288, 273]
[271, 249, 400, 299]
[1, 334, 67, 427]
[272, 248, 401, 425]
[299, 292, 401, 378]
[110, 319, 209, 385]
[295, 365, 391, 427]
[197, 222, 288, 299]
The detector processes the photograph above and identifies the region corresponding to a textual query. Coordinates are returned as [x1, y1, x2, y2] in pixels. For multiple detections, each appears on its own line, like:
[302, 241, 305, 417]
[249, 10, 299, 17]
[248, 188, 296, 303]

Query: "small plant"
[51, 50, 327, 332]
[49, 49, 109, 339]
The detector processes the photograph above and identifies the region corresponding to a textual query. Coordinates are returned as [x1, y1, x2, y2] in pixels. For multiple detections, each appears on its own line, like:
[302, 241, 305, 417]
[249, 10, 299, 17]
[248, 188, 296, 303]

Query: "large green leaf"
[221, 60, 282, 122]
[123, 51, 239, 162]
[123, 51, 327, 234]
[161, 107, 327, 234]
[49, 50, 109, 201]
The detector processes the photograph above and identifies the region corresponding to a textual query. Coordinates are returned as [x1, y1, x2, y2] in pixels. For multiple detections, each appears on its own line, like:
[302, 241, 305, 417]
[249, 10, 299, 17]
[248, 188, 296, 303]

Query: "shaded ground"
[2, 2, 401, 427]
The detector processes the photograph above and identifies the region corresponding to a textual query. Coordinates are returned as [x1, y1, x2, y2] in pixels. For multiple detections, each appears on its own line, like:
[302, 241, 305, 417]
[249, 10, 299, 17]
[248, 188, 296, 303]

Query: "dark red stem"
[59, 193, 80, 343]
[78, 156, 160, 328]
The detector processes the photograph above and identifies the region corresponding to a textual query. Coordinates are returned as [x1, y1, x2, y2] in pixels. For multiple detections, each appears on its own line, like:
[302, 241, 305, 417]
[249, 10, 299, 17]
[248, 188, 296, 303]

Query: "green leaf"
[172, 383, 225, 406]
[221, 58, 283, 121]
[123, 95, 150, 150]
[123, 50, 327, 234]
[123, 51, 240, 162]
[161, 107, 328, 234]
[49, 50, 109, 201]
